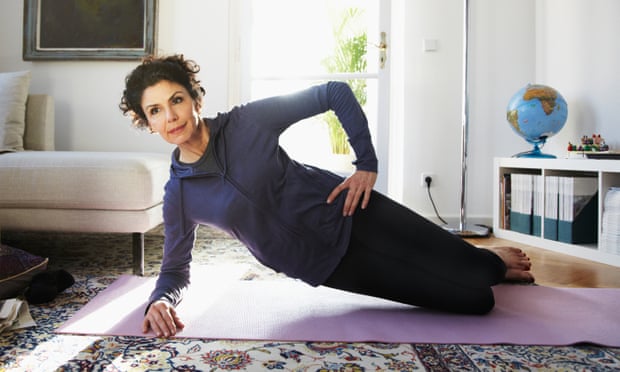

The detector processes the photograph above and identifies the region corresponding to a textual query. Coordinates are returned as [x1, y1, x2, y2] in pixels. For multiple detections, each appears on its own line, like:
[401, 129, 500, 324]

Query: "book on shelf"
[500, 173, 511, 229]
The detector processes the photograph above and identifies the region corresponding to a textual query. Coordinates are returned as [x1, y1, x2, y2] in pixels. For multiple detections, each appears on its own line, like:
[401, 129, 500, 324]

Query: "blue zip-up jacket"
[149, 81, 378, 306]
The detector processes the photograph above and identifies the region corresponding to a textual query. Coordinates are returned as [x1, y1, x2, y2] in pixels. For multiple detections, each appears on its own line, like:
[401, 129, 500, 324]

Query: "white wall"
[536, 0, 620, 155]
[1, 0, 618, 223]
[399, 0, 536, 223]
[397, 0, 619, 224]
[399, 0, 464, 220]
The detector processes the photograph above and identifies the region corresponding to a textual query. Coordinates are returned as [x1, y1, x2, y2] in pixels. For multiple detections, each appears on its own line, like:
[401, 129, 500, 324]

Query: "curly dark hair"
[119, 54, 206, 130]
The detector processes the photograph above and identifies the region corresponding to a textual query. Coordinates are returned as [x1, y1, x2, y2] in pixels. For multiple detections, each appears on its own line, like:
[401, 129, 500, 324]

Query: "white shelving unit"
[493, 157, 620, 267]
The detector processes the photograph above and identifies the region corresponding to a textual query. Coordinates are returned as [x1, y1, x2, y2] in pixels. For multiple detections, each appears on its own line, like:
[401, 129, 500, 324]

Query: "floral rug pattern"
[1, 226, 619, 371]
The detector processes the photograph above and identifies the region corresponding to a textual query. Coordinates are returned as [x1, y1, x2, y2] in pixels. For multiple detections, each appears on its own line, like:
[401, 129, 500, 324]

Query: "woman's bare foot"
[486, 246, 535, 283]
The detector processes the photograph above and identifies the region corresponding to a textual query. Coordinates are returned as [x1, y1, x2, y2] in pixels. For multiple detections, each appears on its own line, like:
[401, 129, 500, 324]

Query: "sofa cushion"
[0, 71, 31, 152]
[0, 243, 48, 299]
[0, 151, 170, 210]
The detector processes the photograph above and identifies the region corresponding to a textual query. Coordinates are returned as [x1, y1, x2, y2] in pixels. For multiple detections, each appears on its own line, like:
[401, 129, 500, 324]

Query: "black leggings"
[323, 191, 507, 314]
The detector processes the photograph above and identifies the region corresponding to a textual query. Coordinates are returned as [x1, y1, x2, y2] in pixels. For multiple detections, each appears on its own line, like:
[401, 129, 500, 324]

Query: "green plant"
[322, 8, 367, 154]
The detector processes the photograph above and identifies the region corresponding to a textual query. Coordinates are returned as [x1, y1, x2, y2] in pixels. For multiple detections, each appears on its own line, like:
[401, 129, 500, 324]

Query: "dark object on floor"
[0, 243, 49, 299]
[25, 269, 75, 304]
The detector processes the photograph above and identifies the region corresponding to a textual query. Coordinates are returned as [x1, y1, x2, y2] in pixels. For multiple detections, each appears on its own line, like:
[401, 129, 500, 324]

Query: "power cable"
[425, 176, 448, 225]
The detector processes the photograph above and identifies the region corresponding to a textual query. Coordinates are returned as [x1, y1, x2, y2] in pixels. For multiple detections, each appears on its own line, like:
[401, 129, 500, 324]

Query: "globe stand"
[513, 140, 557, 159]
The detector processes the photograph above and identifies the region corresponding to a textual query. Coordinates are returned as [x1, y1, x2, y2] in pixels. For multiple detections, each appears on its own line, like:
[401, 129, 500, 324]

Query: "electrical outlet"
[420, 173, 435, 187]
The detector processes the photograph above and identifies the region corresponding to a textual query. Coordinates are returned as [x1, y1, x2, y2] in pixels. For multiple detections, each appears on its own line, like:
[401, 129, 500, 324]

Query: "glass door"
[235, 0, 391, 192]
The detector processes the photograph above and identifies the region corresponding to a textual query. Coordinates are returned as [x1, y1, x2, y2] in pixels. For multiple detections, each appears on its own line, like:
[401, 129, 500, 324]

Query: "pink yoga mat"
[57, 267, 620, 346]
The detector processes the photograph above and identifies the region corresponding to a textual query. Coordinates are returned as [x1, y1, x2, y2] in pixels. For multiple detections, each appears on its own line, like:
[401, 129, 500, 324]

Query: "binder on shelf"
[532, 174, 543, 237]
[495, 158, 617, 266]
[544, 176, 559, 241]
[557, 176, 598, 244]
[509, 173, 534, 235]
[601, 187, 620, 254]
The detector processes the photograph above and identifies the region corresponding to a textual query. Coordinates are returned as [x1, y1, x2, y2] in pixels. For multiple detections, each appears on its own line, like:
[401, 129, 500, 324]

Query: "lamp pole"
[444, 0, 490, 238]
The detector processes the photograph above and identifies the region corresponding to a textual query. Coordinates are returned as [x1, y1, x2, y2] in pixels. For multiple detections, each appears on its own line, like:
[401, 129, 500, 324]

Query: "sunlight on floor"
[7, 335, 101, 371]
[57, 278, 153, 335]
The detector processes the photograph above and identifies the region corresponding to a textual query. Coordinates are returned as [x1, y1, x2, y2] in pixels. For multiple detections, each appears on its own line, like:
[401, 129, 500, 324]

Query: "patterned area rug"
[1, 226, 619, 371]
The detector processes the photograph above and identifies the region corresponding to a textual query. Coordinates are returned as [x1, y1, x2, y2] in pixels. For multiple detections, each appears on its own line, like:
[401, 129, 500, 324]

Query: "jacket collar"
[169, 118, 225, 178]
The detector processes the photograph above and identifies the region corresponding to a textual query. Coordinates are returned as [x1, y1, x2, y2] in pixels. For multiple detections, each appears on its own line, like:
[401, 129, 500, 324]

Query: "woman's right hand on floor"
[143, 300, 185, 337]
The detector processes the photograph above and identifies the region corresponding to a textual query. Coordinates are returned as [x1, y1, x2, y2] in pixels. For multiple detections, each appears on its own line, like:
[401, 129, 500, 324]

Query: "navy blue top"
[150, 81, 378, 306]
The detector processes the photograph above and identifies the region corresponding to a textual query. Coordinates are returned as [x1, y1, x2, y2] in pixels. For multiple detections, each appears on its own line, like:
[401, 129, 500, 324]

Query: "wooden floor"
[466, 235, 620, 288]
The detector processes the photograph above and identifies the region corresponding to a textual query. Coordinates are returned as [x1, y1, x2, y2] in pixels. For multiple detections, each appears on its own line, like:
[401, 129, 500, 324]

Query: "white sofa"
[0, 95, 170, 275]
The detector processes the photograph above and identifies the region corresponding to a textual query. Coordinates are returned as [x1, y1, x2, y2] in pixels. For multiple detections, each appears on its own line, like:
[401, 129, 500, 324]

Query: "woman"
[120, 54, 533, 338]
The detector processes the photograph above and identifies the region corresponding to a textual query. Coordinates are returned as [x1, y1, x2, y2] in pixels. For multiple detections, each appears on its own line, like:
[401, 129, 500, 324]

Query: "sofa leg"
[132, 233, 145, 276]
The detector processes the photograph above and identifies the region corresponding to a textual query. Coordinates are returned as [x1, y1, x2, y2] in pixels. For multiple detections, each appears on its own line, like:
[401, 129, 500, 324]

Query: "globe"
[506, 83, 568, 158]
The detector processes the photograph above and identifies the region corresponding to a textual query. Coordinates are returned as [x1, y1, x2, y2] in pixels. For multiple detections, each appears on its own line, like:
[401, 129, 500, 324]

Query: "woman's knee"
[457, 288, 496, 315]
[426, 285, 496, 315]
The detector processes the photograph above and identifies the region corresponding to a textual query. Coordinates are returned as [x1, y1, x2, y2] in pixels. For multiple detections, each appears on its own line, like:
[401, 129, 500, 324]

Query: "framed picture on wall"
[23, 0, 157, 60]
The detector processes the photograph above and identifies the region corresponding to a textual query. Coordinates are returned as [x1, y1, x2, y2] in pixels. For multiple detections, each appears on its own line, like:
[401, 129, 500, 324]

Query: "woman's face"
[141, 80, 202, 145]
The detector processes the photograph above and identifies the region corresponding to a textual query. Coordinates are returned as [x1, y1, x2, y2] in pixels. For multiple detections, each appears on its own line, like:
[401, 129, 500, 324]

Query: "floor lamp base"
[442, 223, 491, 238]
